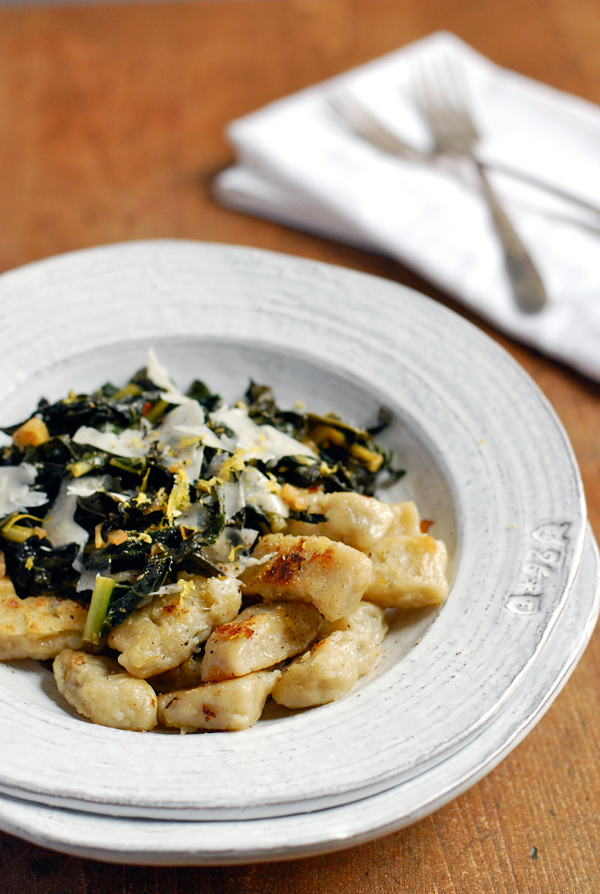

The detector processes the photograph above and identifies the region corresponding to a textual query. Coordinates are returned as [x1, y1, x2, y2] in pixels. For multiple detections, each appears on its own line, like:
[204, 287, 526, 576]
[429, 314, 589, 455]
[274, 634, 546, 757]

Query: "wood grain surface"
[0, 1, 599, 891]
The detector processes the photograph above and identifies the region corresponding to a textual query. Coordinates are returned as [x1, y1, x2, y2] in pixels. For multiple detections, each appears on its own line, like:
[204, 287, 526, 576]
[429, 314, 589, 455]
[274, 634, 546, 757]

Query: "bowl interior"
[0, 334, 458, 716]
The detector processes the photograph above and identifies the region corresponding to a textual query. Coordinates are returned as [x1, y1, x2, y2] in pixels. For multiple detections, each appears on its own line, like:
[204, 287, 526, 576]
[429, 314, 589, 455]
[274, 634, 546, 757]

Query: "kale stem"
[83, 576, 116, 647]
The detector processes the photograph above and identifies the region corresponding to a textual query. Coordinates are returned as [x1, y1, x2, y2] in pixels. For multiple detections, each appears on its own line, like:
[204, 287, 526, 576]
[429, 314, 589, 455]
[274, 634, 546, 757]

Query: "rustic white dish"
[0, 240, 587, 820]
[0, 525, 596, 865]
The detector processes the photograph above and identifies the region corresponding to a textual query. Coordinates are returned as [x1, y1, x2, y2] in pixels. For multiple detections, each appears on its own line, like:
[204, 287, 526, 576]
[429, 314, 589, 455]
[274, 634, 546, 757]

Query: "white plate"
[0, 525, 596, 865]
[0, 240, 586, 820]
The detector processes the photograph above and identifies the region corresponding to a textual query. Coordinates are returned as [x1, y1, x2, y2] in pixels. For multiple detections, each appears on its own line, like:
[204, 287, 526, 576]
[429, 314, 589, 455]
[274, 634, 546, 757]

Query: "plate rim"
[0, 526, 596, 866]
[0, 239, 588, 818]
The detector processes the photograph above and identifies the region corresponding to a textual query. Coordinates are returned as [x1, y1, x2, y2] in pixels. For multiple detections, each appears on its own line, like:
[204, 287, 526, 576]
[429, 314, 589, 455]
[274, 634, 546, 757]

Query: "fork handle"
[476, 162, 547, 314]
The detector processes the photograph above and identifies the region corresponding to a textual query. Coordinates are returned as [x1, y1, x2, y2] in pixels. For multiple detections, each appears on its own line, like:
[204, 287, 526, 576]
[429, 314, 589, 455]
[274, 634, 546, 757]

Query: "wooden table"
[1, 1, 599, 891]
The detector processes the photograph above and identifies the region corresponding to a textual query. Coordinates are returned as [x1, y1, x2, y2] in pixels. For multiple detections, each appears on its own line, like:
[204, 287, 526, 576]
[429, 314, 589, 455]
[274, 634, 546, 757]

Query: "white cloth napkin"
[214, 32, 600, 383]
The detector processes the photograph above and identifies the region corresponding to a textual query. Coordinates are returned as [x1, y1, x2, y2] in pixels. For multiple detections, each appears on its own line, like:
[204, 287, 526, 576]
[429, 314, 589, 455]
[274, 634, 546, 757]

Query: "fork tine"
[412, 56, 479, 153]
[327, 92, 424, 160]
[413, 60, 455, 149]
[442, 57, 480, 142]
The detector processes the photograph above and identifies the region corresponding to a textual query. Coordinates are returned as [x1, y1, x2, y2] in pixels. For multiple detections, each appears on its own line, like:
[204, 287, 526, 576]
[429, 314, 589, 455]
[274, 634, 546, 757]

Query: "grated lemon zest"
[195, 476, 220, 494]
[319, 461, 338, 476]
[177, 578, 195, 606]
[218, 449, 247, 482]
[266, 473, 283, 494]
[166, 470, 191, 523]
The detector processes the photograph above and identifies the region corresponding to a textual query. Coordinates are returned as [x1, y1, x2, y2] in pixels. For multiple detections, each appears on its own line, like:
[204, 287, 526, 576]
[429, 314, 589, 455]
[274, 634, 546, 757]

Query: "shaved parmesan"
[147, 349, 197, 407]
[176, 502, 211, 529]
[203, 526, 258, 565]
[43, 481, 89, 549]
[0, 464, 48, 516]
[156, 402, 218, 481]
[73, 426, 150, 459]
[44, 475, 109, 550]
[66, 475, 110, 498]
[146, 348, 178, 394]
[210, 406, 316, 463]
[240, 466, 289, 519]
[221, 479, 245, 521]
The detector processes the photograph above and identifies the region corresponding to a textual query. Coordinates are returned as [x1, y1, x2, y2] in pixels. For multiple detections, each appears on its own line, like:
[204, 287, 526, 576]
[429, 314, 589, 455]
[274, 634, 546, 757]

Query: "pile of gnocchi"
[0, 486, 449, 732]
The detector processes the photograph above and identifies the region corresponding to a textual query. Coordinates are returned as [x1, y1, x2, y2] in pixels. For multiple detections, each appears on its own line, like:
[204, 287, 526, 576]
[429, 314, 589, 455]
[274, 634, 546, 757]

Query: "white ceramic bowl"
[0, 241, 587, 820]
[0, 525, 596, 865]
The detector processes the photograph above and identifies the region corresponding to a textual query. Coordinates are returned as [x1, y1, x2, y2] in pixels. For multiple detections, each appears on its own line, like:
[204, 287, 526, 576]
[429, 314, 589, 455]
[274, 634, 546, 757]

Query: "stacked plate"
[0, 241, 596, 864]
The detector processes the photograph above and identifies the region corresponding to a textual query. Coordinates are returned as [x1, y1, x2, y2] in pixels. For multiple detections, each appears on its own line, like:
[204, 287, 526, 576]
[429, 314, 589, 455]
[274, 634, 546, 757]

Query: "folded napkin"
[214, 32, 600, 383]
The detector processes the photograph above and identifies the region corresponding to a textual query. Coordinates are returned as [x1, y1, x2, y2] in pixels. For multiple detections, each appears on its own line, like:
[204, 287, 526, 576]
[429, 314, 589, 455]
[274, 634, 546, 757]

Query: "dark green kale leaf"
[366, 406, 394, 437]
[104, 556, 172, 629]
[245, 382, 306, 439]
[36, 396, 138, 437]
[2, 367, 170, 441]
[168, 532, 222, 578]
[200, 486, 227, 545]
[288, 509, 329, 524]
[0, 443, 24, 468]
[83, 526, 183, 573]
[74, 490, 161, 538]
[2, 536, 79, 600]
[186, 380, 221, 412]
[245, 384, 403, 495]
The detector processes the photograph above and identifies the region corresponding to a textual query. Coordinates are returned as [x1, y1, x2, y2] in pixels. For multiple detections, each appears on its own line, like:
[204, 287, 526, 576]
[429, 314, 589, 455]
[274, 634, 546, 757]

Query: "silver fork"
[328, 92, 600, 220]
[412, 58, 547, 314]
